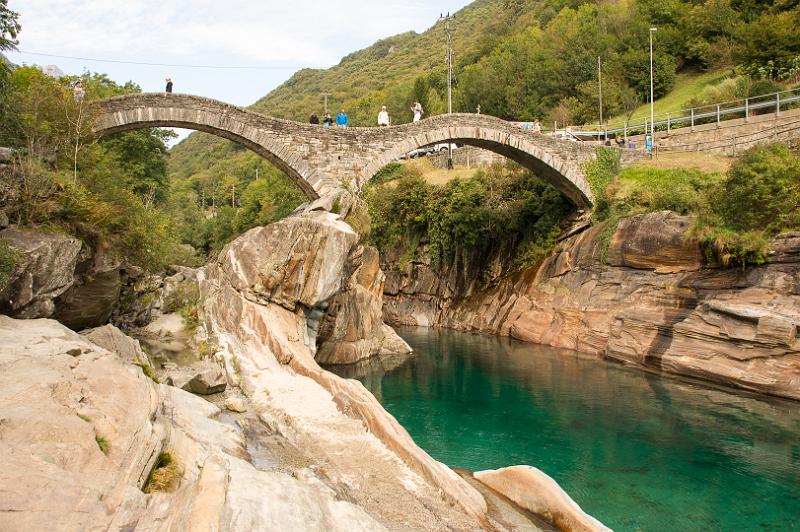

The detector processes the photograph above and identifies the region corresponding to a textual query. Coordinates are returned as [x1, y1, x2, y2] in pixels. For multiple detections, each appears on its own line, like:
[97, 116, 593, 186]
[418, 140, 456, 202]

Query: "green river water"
[330, 327, 800, 531]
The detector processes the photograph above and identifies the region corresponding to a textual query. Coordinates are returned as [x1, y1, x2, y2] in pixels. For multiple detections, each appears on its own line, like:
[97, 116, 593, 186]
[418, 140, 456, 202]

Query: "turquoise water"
[331, 327, 800, 531]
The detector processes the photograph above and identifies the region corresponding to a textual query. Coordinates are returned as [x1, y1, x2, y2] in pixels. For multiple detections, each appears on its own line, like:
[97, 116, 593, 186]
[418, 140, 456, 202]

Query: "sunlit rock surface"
[382, 211, 800, 401]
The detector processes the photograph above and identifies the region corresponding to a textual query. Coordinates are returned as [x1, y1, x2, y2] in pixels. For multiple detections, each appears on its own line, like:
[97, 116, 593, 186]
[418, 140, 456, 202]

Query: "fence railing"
[548, 86, 800, 139]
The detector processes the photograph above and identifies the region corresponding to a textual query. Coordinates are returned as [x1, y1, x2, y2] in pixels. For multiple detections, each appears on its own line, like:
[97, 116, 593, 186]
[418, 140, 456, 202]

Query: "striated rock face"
[201, 211, 489, 526]
[0, 316, 389, 531]
[53, 245, 122, 330]
[382, 211, 800, 401]
[317, 245, 412, 365]
[0, 227, 82, 318]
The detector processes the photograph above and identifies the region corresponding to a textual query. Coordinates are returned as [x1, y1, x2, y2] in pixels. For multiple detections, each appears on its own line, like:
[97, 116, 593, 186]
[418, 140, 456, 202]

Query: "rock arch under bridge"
[94, 93, 596, 206]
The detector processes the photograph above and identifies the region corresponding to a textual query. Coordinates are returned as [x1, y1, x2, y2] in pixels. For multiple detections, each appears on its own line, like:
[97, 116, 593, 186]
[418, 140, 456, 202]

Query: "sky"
[7, 0, 472, 107]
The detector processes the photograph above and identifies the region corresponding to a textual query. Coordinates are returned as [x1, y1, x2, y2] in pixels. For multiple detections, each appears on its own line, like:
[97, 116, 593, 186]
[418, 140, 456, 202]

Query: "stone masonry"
[94, 93, 603, 206]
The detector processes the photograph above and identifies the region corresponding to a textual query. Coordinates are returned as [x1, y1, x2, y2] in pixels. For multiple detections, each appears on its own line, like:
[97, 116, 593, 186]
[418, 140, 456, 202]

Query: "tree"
[0, 0, 20, 51]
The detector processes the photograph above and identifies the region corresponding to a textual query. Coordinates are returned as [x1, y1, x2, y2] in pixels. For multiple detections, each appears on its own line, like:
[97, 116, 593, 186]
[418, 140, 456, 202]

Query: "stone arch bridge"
[94, 93, 600, 206]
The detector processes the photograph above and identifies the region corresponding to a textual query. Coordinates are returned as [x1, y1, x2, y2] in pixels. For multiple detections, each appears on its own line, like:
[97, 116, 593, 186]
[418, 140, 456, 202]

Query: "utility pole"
[321, 92, 332, 114]
[649, 27, 657, 157]
[439, 11, 455, 169]
[231, 181, 236, 208]
[597, 56, 603, 127]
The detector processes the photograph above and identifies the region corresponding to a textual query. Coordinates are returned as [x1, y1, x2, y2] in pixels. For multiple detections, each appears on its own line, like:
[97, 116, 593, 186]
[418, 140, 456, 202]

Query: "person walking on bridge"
[165, 78, 173, 95]
[377, 106, 390, 127]
[411, 101, 424, 123]
[310, 113, 319, 124]
[336, 109, 349, 127]
[323, 113, 333, 127]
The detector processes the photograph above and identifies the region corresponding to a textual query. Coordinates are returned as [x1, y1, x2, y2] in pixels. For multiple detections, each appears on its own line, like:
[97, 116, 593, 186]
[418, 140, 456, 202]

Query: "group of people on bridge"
[308, 101, 425, 128]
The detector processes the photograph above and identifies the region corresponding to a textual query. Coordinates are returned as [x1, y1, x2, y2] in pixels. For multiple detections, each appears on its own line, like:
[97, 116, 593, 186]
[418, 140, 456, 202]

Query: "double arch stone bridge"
[94, 93, 599, 207]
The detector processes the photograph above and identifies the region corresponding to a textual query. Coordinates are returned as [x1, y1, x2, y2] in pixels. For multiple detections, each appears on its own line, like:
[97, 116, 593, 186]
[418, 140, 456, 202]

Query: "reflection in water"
[330, 327, 800, 532]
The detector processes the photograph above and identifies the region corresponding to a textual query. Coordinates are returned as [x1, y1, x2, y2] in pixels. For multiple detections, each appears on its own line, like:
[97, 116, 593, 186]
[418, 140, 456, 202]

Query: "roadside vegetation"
[587, 142, 800, 267]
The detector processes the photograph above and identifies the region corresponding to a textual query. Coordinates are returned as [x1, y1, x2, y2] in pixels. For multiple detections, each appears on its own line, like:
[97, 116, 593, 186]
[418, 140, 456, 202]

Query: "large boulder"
[0, 227, 82, 318]
[474, 466, 611, 532]
[606, 211, 703, 273]
[53, 245, 122, 330]
[316, 245, 411, 365]
[0, 316, 391, 531]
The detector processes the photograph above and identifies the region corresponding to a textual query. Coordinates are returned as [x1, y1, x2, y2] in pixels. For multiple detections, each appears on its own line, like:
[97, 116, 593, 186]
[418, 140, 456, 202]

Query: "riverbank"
[381, 210, 800, 401]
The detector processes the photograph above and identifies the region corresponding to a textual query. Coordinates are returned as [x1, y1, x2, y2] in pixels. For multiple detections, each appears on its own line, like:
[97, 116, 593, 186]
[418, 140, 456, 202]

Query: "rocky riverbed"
[0, 210, 605, 531]
[382, 211, 800, 401]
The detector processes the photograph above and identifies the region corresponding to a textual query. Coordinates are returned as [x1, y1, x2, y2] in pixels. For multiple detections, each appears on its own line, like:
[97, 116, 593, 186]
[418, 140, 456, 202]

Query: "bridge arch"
[93, 94, 328, 199]
[359, 115, 594, 207]
[94, 95, 595, 207]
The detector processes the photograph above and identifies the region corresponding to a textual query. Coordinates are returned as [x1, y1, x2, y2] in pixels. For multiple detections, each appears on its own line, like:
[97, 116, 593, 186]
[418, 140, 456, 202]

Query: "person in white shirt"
[411, 101, 424, 122]
[378, 106, 390, 126]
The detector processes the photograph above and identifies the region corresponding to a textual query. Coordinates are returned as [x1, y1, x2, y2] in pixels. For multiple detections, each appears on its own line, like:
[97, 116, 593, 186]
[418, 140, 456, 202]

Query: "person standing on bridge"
[377, 106, 390, 127]
[532, 119, 542, 133]
[411, 101, 424, 123]
[336, 109, 349, 127]
[323, 113, 333, 127]
[310, 113, 320, 124]
[165, 78, 173, 95]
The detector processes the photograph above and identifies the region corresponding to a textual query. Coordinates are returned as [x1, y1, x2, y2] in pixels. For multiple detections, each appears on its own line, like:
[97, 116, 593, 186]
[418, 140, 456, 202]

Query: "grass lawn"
[638, 151, 733, 173]
[606, 70, 732, 125]
[398, 157, 478, 185]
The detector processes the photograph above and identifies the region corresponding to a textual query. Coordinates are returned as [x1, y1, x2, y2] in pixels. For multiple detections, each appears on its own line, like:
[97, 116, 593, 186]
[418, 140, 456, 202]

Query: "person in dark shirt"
[323, 113, 334, 127]
[165, 78, 173, 94]
[310, 113, 320, 124]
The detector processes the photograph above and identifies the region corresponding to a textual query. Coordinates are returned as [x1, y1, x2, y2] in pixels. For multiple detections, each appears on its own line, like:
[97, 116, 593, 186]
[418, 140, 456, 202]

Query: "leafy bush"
[585, 148, 620, 222]
[713, 143, 800, 234]
[0, 238, 21, 292]
[365, 163, 571, 272]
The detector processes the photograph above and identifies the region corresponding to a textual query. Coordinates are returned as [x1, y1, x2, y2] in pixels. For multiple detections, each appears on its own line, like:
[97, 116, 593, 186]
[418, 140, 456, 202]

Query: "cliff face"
[382, 211, 800, 401]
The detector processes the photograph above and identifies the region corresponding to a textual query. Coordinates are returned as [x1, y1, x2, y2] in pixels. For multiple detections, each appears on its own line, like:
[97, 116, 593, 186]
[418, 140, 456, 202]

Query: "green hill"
[166, 0, 800, 253]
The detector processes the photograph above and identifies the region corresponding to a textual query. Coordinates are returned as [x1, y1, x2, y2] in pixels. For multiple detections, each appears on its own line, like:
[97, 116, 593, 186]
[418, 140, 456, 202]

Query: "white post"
[691, 108, 695, 131]
[624, 121, 628, 142]
[776, 92, 781, 117]
[667, 113, 671, 135]
[745, 98, 749, 123]
[649, 28, 657, 147]
[716, 104, 720, 128]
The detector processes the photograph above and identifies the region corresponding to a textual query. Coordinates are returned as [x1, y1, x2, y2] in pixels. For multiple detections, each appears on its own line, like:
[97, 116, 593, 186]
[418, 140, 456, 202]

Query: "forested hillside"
[167, 0, 799, 254]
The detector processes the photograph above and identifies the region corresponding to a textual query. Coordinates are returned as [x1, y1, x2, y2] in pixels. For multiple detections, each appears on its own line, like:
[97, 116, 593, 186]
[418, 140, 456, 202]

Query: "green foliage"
[165, 281, 201, 332]
[713, 143, 800, 235]
[735, 10, 800, 80]
[0, 238, 20, 291]
[136, 362, 160, 383]
[95, 435, 109, 455]
[76, 413, 91, 423]
[0, 67, 197, 272]
[592, 142, 800, 268]
[144, 451, 182, 493]
[585, 148, 621, 222]
[365, 163, 571, 273]
[0, 0, 20, 51]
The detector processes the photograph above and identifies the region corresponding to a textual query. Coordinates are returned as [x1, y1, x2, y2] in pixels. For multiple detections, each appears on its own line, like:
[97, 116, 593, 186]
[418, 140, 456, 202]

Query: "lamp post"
[440, 12, 455, 169]
[649, 27, 657, 156]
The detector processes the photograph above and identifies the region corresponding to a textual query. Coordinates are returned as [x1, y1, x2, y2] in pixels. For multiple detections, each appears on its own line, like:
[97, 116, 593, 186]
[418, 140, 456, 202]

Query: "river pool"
[330, 327, 800, 531]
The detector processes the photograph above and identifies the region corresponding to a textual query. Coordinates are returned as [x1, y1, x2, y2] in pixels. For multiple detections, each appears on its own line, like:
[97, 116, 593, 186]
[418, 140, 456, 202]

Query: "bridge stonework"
[95, 94, 599, 206]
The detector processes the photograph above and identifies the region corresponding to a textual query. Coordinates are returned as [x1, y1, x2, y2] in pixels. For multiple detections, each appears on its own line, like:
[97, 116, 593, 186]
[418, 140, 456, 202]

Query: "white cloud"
[13, 0, 466, 65]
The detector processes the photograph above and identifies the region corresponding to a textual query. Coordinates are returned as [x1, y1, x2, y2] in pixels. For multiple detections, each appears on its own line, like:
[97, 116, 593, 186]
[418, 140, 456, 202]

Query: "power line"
[16, 50, 320, 70]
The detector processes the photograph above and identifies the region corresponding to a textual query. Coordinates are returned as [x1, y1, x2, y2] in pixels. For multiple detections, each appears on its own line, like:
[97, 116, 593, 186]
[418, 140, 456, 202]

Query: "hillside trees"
[0, 66, 196, 270]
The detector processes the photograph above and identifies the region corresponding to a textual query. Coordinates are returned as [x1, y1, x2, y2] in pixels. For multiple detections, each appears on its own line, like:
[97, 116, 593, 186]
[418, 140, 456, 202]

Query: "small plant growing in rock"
[95, 435, 109, 455]
[144, 451, 182, 493]
[135, 361, 160, 384]
[77, 413, 91, 423]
